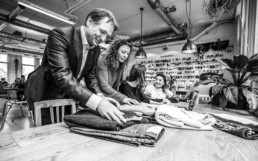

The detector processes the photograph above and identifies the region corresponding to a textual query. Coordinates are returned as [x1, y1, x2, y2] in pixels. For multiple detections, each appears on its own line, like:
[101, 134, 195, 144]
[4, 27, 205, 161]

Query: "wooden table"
[4, 88, 25, 91]
[0, 104, 258, 161]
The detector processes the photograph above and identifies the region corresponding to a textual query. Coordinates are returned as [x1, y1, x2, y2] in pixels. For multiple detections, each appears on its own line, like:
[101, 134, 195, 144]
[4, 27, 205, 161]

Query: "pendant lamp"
[135, 7, 147, 59]
[181, 0, 197, 54]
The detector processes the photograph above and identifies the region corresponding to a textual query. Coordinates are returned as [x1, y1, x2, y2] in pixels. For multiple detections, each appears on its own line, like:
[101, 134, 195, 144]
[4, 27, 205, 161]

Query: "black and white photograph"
[0, 0, 258, 160]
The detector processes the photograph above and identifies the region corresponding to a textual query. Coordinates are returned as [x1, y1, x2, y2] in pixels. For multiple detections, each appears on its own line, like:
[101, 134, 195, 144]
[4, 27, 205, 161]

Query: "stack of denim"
[64, 108, 165, 146]
[70, 124, 165, 146]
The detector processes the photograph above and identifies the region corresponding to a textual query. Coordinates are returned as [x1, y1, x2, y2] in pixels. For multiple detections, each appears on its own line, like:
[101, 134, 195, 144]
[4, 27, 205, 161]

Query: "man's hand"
[96, 97, 126, 124]
[123, 98, 139, 105]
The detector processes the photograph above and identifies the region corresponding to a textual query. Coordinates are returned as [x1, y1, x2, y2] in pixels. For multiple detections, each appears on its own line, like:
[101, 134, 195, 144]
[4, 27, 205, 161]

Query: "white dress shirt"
[79, 26, 101, 110]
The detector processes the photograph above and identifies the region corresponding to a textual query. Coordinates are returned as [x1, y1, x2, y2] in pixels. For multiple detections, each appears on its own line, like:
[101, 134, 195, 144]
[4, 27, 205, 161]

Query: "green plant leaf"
[223, 86, 239, 104]
[221, 58, 235, 69]
[214, 75, 231, 85]
[215, 58, 234, 69]
[249, 53, 258, 60]
[226, 68, 240, 73]
[211, 84, 224, 96]
[242, 88, 258, 113]
[246, 59, 258, 72]
[218, 94, 228, 109]
[234, 55, 248, 70]
[248, 73, 258, 81]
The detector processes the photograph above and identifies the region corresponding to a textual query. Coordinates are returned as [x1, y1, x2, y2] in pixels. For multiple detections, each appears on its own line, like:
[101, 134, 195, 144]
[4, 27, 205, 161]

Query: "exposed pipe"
[132, 31, 176, 42]
[191, 19, 234, 42]
[0, 45, 43, 56]
[0, 13, 50, 35]
[132, 30, 186, 47]
[134, 19, 233, 48]
[8, 5, 25, 21]
[0, 31, 46, 47]
[0, 22, 8, 31]
[147, 0, 183, 36]
[64, 0, 93, 20]
[141, 36, 185, 47]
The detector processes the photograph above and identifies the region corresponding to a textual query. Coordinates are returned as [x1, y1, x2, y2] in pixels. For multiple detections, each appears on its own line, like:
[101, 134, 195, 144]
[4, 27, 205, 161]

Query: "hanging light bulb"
[135, 7, 147, 59]
[182, 0, 197, 54]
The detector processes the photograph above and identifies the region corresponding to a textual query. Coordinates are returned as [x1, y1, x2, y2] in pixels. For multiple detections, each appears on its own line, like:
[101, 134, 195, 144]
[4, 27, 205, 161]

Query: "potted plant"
[199, 54, 258, 113]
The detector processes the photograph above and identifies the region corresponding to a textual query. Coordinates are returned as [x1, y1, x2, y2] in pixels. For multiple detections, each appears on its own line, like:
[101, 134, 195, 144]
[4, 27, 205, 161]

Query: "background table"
[0, 104, 258, 161]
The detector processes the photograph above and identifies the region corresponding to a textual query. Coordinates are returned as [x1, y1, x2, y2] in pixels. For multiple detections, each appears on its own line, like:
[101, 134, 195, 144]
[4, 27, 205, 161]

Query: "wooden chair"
[0, 98, 8, 131]
[34, 99, 76, 127]
[7, 90, 29, 122]
[0, 83, 8, 98]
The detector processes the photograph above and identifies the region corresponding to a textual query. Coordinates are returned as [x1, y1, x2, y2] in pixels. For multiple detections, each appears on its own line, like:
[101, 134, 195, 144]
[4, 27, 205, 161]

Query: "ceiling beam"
[0, 13, 50, 35]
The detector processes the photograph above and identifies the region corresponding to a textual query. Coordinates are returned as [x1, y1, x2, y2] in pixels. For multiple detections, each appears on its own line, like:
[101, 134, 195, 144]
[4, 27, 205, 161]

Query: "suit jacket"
[25, 26, 100, 109]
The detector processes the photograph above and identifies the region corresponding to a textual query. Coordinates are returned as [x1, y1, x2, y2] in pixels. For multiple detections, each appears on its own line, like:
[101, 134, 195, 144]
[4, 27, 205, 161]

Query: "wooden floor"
[1, 104, 35, 133]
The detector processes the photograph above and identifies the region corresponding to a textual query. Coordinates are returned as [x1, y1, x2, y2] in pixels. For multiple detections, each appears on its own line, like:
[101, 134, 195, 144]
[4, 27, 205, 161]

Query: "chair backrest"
[187, 90, 199, 111]
[7, 90, 18, 101]
[34, 99, 76, 127]
[0, 83, 5, 94]
[0, 98, 8, 131]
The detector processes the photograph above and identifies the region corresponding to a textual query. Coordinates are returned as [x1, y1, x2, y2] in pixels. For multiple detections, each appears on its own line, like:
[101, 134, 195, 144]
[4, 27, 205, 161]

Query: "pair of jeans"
[210, 114, 258, 140]
[70, 124, 165, 147]
[64, 108, 150, 131]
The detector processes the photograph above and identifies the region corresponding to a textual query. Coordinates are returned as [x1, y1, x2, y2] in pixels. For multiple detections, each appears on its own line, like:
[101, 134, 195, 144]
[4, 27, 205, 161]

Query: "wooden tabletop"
[0, 104, 258, 161]
[4, 88, 25, 91]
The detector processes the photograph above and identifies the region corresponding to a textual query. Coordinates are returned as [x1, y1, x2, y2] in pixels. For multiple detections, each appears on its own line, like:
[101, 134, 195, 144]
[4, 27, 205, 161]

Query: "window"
[0, 54, 8, 81]
[39, 58, 42, 65]
[255, 1, 258, 54]
[22, 57, 35, 79]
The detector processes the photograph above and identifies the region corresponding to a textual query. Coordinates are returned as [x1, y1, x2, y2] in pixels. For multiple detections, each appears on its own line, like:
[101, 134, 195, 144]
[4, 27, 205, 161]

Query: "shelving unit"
[137, 51, 226, 91]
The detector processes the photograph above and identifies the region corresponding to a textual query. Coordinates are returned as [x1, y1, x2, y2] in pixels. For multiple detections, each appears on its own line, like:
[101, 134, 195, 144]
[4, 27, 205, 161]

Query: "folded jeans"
[64, 108, 151, 131]
[70, 124, 165, 147]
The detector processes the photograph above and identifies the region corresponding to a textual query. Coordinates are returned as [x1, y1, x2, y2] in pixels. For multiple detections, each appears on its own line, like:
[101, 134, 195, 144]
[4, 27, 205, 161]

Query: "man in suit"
[25, 8, 126, 125]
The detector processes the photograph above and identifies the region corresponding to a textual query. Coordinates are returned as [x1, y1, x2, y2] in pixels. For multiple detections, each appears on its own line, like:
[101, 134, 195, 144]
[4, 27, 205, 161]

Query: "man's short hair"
[85, 8, 119, 31]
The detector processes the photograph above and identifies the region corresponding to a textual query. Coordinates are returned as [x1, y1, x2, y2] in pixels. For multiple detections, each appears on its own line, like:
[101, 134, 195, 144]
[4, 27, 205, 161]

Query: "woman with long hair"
[95, 35, 139, 105]
[144, 73, 176, 103]
[119, 63, 150, 103]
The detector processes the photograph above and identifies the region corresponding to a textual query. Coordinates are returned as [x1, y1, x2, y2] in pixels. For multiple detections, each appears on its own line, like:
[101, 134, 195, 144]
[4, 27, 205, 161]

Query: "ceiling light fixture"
[18, 0, 76, 25]
[135, 7, 147, 59]
[181, 0, 197, 54]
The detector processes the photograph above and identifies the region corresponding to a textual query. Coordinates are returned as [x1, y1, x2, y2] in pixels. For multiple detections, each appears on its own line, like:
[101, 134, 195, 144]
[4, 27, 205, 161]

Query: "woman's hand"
[123, 98, 139, 105]
[167, 93, 173, 98]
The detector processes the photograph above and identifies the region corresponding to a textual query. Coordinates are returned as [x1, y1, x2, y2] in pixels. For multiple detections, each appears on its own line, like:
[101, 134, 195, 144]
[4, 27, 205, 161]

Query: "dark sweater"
[119, 80, 150, 103]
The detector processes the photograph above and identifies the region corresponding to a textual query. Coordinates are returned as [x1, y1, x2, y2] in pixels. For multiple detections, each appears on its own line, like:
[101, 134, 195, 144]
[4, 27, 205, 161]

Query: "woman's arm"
[119, 81, 138, 101]
[144, 84, 153, 98]
[165, 89, 174, 98]
[97, 57, 127, 103]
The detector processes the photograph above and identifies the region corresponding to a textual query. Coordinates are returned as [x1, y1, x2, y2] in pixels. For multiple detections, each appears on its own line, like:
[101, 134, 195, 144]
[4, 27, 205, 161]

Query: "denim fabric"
[64, 108, 150, 131]
[210, 114, 258, 140]
[70, 124, 165, 147]
[213, 119, 258, 140]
